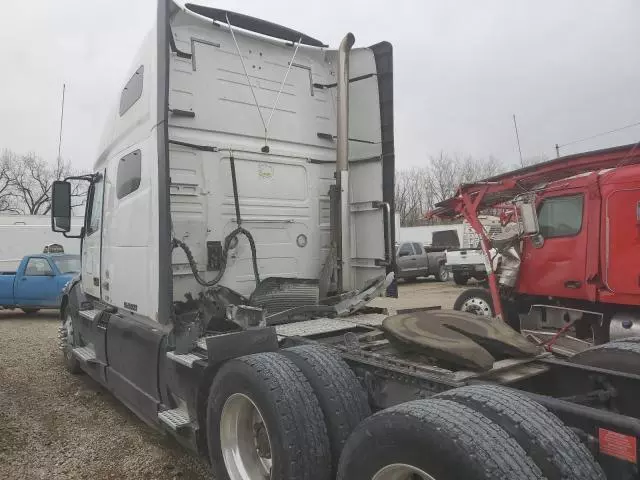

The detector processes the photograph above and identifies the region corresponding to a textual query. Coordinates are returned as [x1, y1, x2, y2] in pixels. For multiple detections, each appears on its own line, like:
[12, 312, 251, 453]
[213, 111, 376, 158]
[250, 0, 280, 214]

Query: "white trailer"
[0, 215, 83, 271]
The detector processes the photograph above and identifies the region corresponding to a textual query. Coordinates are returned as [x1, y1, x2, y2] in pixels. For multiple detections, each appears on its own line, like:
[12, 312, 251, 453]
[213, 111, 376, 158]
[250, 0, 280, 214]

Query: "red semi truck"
[432, 143, 640, 347]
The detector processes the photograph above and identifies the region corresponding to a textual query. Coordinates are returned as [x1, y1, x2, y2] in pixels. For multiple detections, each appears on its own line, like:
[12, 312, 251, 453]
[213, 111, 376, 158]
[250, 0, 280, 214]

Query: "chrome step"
[73, 346, 96, 363]
[79, 309, 101, 321]
[158, 406, 190, 431]
[166, 351, 203, 368]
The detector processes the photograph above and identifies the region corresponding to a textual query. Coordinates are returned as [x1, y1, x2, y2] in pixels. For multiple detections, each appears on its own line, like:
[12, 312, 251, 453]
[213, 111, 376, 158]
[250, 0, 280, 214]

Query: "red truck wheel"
[454, 288, 494, 317]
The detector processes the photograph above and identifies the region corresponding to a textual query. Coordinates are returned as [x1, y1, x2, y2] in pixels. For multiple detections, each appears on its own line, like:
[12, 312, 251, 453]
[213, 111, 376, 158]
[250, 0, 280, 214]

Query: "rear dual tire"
[571, 338, 640, 376]
[207, 352, 331, 480]
[337, 385, 604, 480]
[281, 345, 370, 476]
[207, 347, 369, 480]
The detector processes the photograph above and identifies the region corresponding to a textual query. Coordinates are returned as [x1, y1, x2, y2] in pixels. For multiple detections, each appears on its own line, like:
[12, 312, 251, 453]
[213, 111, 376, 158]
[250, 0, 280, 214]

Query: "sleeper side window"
[116, 150, 141, 200]
[119, 65, 144, 116]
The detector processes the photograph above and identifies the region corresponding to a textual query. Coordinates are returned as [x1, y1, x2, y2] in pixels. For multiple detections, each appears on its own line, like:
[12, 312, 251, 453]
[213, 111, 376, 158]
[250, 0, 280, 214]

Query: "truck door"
[603, 187, 640, 294]
[82, 173, 104, 299]
[397, 242, 417, 277]
[15, 257, 58, 306]
[518, 192, 589, 300]
[413, 243, 430, 272]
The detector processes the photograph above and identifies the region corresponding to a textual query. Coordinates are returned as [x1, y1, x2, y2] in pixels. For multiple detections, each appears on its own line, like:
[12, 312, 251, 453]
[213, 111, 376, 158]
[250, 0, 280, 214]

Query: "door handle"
[564, 280, 582, 289]
[21, 277, 27, 281]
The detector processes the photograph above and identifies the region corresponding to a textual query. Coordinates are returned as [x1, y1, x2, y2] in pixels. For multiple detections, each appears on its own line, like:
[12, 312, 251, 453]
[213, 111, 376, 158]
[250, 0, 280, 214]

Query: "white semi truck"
[50, 2, 640, 479]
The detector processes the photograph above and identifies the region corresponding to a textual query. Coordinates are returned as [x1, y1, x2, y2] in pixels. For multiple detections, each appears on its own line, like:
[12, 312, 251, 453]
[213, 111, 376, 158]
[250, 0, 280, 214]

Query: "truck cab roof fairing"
[182, 3, 327, 47]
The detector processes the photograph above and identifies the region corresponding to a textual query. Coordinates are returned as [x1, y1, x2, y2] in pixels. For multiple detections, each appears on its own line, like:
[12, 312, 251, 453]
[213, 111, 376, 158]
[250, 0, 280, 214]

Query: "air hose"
[171, 150, 260, 288]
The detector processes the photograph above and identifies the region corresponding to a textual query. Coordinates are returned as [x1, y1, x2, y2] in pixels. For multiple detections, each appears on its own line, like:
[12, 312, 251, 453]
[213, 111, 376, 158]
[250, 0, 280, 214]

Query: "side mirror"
[398, 251, 409, 257]
[517, 201, 539, 235]
[532, 234, 545, 249]
[51, 181, 72, 233]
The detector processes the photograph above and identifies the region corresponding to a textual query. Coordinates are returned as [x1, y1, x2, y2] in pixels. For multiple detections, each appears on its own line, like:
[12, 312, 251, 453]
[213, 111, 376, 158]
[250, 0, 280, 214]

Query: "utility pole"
[57, 83, 66, 162]
[555, 143, 560, 158]
[512, 114, 524, 167]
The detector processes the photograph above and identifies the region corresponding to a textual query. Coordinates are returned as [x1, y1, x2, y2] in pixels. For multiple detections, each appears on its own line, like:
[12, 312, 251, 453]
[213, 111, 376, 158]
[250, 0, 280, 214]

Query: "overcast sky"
[1, 0, 639, 172]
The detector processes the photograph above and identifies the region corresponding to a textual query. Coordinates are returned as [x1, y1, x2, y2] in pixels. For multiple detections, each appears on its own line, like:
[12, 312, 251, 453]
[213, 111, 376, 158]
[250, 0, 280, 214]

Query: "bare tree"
[0, 151, 19, 213]
[2, 150, 87, 215]
[395, 167, 434, 226]
[395, 153, 506, 226]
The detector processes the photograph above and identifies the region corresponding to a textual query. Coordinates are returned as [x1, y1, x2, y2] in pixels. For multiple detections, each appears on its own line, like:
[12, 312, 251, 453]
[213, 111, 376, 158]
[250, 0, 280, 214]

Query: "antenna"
[57, 83, 66, 162]
[512, 114, 524, 167]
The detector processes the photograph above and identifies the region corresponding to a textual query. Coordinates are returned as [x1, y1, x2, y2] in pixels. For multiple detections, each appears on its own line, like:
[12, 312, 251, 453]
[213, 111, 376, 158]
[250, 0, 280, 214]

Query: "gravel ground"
[0, 310, 210, 480]
[0, 280, 467, 479]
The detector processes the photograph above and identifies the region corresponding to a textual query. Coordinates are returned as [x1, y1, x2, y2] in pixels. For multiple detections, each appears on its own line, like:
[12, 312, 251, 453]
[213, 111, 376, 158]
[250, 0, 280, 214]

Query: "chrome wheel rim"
[372, 463, 436, 480]
[220, 393, 273, 480]
[461, 297, 492, 316]
[439, 266, 449, 281]
[64, 314, 74, 359]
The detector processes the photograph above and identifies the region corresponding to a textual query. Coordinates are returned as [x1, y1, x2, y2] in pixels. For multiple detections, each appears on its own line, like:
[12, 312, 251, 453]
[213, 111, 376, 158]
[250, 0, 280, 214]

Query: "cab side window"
[412, 243, 424, 255]
[86, 176, 105, 236]
[398, 243, 414, 257]
[538, 194, 584, 238]
[117, 150, 142, 199]
[25, 258, 53, 276]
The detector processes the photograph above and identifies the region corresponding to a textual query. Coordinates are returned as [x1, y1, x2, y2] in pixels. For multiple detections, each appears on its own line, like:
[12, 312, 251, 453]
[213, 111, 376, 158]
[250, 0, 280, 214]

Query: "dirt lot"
[0, 279, 466, 479]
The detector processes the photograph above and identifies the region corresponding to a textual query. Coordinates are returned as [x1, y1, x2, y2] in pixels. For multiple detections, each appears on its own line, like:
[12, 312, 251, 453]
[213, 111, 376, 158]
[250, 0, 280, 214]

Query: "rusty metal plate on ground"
[382, 310, 541, 371]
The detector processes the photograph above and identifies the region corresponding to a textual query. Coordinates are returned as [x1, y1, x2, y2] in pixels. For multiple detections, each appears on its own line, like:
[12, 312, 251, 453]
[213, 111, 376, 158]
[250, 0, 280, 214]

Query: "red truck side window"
[538, 194, 584, 238]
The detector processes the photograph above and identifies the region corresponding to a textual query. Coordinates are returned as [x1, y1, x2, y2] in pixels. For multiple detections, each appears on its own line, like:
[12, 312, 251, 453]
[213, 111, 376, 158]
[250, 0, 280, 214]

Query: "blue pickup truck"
[0, 254, 81, 313]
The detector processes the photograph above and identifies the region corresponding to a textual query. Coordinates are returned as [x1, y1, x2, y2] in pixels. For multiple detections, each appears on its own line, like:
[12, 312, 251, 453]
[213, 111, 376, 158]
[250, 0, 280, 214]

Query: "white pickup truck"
[447, 249, 490, 285]
[446, 218, 502, 285]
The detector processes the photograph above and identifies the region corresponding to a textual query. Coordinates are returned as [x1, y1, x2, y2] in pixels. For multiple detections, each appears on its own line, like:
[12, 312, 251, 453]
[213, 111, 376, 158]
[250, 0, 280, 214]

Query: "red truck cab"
[432, 143, 640, 344]
[518, 162, 640, 308]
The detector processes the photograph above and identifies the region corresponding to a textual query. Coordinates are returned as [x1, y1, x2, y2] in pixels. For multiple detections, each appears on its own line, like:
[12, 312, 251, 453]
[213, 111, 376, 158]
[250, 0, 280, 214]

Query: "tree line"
[395, 153, 547, 227]
[0, 150, 86, 215]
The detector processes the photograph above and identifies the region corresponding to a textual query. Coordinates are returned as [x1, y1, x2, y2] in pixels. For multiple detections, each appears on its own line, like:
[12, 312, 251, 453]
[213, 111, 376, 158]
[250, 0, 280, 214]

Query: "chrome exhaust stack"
[336, 32, 355, 292]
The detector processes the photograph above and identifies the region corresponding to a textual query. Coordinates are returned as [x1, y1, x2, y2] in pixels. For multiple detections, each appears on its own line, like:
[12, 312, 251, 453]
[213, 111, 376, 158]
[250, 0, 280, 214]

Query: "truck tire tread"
[571, 339, 640, 376]
[437, 385, 605, 480]
[282, 344, 370, 475]
[337, 398, 544, 480]
[207, 352, 331, 480]
[453, 272, 469, 285]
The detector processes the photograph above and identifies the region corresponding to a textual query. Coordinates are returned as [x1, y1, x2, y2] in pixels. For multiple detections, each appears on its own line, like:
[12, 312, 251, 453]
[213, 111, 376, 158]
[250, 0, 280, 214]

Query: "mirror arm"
[64, 173, 99, 184]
